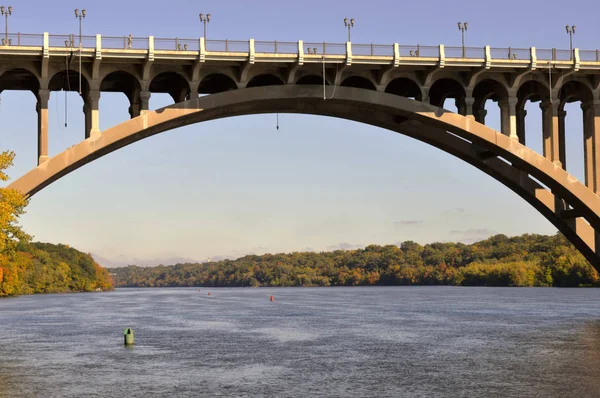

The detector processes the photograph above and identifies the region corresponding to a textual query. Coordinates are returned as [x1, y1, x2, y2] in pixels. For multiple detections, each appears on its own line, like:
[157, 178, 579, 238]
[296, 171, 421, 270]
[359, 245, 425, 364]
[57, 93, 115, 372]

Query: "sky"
[0, 0, 596, 266]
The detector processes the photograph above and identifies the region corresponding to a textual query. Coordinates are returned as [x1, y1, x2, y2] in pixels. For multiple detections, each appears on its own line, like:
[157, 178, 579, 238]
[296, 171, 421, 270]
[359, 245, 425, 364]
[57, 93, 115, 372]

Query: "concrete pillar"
[499, 97, 518, 140]
[455, 97, 466, 116]
[84, 90, 101, 139]
[540, 99, 561, 166]
[464, 97, 475, 119]
[474, 109, 487, 124]
[582, 101, 600, 193]
[128, 90, 150, 118]
[558, 109, 567, 169]
[140, 90, 150, 115]
[36, 89, 50, 165]
[516, 109, 527, 145]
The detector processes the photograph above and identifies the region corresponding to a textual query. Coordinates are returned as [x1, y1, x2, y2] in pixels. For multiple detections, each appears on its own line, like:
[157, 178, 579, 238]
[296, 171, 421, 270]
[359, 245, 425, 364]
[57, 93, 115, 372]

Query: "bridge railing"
[205, 39, 250, 52]
[490, 47, 530, 60]
[154, 38, 201, 51]
[351, 43, 394, 57]
[303, 42, 346, 55]
[398, 45, 438, 58]
[3, 32, 600, 66]
[444, 46, 485, 59]
[580, 50, 600, 62]
[254, 41, 297, 54]
[0, 33, 43, 46]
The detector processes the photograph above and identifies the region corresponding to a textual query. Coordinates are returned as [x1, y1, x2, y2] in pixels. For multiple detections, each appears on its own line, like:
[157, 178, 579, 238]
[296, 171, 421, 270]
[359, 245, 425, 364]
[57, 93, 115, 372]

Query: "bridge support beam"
[516, 109, 527, 145]
[541, 99, 561, 166]
[84, 90, 101, 139]
[558, 109, 567, 169]
[500, 97, 519, 140]
[36, 89, 50, 165]
[129, 90, 151, 118]
[583, 101, 600, 194]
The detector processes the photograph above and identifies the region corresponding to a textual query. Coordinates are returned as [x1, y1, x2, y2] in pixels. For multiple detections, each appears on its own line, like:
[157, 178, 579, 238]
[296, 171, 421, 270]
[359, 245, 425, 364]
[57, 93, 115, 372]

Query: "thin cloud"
[449, 228, 496, 243]
[326, 242, 363, 251]
[394, 220, 424, 226]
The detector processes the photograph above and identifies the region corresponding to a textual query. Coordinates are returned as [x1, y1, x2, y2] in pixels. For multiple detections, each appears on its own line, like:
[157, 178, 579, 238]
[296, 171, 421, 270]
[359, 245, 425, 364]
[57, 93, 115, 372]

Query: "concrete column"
[455, 97, 466, 116]
[499, 97, 518, 140]
[516, 109, 527, 145]
[474, 109, 487, 124]
[582, 101, 600, 193]
[558, 109, 567, 169]
[128, 90, 151, 118]
[540, 99, 561, 166]
[140, 90, 150, 115]
[464, 97, 475, 119]
[36, 89, 50, 165]
[84, 90, 101, 139]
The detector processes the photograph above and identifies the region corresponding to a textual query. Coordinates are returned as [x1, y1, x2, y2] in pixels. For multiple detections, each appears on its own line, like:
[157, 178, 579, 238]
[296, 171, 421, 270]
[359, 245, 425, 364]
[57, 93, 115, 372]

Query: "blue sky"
[0, 0, 595, 265]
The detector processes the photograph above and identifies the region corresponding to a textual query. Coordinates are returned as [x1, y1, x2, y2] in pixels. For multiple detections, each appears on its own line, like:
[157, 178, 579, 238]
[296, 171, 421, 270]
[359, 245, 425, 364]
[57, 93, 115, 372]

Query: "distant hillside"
[109, 233, 598, 288]
[92, 253, 202, 268]
[0, 242, 114, 297]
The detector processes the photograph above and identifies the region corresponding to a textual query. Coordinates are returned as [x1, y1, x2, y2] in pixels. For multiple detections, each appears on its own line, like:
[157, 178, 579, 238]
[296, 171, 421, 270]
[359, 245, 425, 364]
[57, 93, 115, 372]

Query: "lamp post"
[199, 13, 210, 39]
[344, 17, 354, 42]
[458, 21, 468, 58]
[566, 25, 575, 59]
[74, 8, 86, 95]
[0, 6, 12, 46]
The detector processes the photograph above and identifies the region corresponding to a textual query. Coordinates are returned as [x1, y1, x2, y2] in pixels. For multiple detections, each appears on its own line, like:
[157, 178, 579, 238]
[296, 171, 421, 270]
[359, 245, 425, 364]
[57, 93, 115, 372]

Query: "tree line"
[109, 233, 599, 288]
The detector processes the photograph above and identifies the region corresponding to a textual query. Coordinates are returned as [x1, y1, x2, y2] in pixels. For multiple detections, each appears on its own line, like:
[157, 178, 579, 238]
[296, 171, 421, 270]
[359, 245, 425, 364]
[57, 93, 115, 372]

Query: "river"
[1, 286, 600, 397]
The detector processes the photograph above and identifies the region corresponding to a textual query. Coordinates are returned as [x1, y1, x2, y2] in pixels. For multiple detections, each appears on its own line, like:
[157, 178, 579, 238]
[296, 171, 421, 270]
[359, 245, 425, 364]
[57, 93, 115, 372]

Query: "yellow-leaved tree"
[0, 150, 31, 256]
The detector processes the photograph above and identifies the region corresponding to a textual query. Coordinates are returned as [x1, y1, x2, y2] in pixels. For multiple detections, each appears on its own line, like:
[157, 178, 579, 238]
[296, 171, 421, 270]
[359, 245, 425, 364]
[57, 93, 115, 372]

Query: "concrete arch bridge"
[3, 33, 600, 267]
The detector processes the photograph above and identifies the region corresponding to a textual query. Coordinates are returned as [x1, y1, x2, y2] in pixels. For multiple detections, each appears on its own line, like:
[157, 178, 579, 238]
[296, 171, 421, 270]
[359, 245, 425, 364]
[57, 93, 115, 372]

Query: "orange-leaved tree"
[0, 150, 31, 287]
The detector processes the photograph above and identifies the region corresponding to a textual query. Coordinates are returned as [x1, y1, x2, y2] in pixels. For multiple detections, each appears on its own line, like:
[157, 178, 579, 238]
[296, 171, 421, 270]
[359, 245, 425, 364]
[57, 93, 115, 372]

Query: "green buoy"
[124, 327, 134, 345]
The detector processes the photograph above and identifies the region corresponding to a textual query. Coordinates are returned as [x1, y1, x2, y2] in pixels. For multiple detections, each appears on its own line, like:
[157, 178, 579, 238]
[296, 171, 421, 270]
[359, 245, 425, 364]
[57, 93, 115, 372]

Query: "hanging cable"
[276, 113, 279, 130]
[322, 55, 326, 100]
[64, 49, 74, 127]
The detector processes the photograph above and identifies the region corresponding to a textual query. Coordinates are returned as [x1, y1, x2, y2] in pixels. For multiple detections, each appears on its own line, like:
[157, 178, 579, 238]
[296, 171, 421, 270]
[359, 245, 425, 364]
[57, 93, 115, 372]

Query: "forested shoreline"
[0, 242, 114, 297]
[109, 233, 599, 288]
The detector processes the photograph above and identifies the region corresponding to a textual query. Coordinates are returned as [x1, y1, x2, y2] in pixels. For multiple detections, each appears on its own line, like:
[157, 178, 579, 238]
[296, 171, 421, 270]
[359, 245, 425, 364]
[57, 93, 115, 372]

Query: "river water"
[2, 287, 600, 397]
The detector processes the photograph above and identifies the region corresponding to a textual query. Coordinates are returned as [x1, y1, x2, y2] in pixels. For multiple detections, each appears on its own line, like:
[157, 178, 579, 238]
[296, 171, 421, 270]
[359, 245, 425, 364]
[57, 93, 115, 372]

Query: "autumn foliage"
[0, 150, 113, 297]
[110, 233, 600, 288]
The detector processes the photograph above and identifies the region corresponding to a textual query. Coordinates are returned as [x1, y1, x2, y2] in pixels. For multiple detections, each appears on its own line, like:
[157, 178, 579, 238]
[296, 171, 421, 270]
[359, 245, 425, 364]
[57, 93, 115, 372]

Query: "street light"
[199, 13, 210, 39]
[344, 17, 354, 42]
[566, 25, 576, 59]
[458, 21, 468, 57]
[74, 8, 86, 95]
[1, 6, 12, 46]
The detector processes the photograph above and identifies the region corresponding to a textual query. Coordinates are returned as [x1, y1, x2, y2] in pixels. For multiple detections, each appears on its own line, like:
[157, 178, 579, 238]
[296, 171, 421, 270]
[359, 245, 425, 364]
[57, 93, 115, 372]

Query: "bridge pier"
[558, 109, 567, 169]
[516, 109, 527, 145]
[541, 99, 562, 167]
[84, 90, 101, 139]
[583, 101, 600, 194]
[129, 90, 150, 118]
[36, 89, 49, 165]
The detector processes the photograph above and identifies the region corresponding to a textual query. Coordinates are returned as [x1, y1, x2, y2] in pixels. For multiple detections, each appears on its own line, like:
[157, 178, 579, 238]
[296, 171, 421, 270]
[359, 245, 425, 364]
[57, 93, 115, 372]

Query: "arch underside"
[8, 86, 600, 267]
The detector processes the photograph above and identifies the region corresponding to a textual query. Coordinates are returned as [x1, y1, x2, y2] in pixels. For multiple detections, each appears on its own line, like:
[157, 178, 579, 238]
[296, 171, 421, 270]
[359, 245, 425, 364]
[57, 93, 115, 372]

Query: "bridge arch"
[246, 74, 284, 88]
[341, 76, 376, 90]
[296, 74, 329, 85]
[48, 69, 90, 95]
[0, 68, 40, 93]
[149, 72, 190, 103]
[8, 85, 600, 268]
[198, 73, 237, 94]
[428, 78, 466, 111]
[385, 77, 421, 100]
[100, 71, 142, 104]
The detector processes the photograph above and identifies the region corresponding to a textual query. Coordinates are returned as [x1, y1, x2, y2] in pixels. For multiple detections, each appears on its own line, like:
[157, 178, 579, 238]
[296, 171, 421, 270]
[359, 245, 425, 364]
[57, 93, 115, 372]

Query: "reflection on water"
[1, 287, 600, 397]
